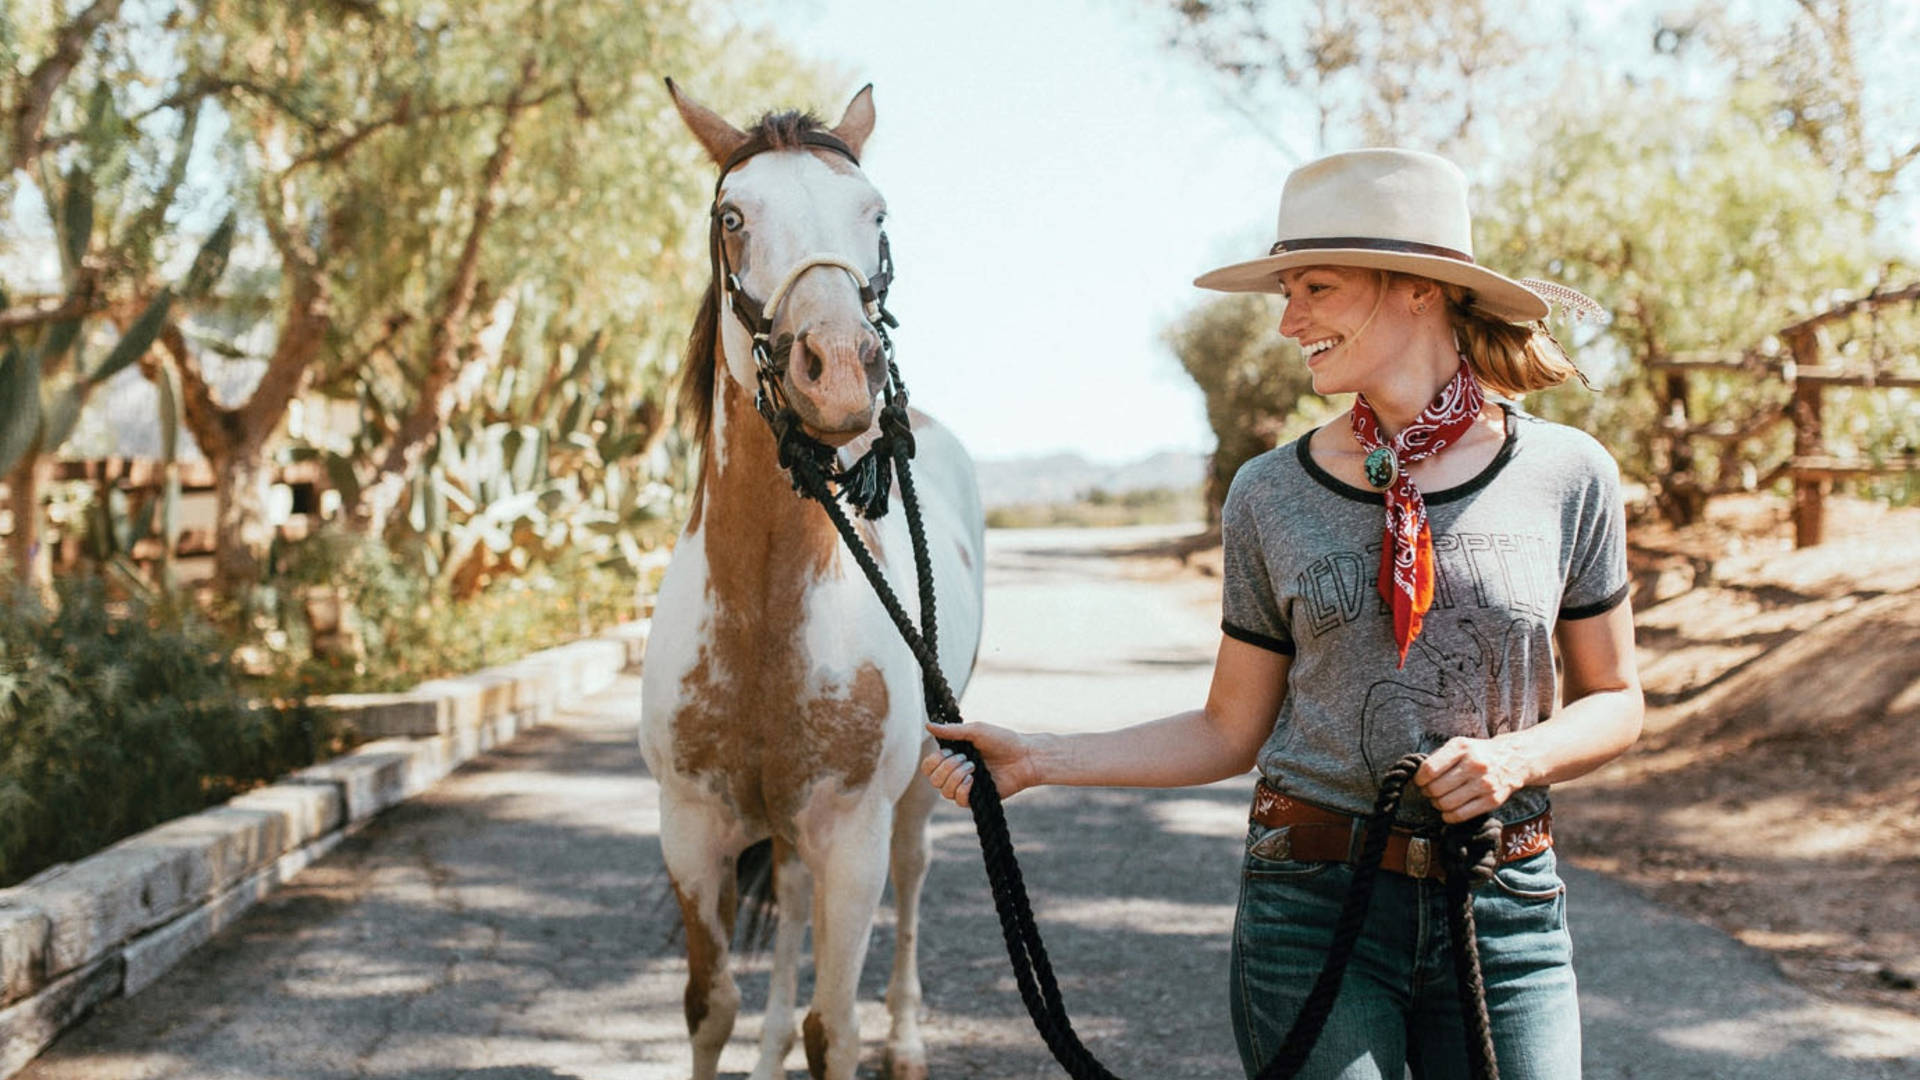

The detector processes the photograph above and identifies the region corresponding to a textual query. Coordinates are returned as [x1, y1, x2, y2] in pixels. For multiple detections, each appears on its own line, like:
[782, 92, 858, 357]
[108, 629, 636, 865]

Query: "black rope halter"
[703, 132, 1503, 1080]
[707, 129, 908, 519]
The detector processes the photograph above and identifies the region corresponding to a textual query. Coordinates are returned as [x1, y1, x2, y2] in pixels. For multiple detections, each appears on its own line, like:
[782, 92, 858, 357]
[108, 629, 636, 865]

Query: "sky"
[724, 0, 1920, 467]
[732, 0, 1298, 464]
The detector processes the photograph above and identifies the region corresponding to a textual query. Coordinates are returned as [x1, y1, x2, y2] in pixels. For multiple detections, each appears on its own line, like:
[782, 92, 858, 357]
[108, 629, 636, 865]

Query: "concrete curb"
[0, 619, 648, 1077]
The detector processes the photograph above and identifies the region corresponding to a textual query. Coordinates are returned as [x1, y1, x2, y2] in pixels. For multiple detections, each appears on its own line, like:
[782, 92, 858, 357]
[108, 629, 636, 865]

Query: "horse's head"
[670, 81, 890, 447]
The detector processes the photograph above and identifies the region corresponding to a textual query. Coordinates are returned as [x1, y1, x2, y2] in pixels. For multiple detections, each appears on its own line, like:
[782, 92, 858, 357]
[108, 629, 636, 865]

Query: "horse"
[640, 82, 986, 1080]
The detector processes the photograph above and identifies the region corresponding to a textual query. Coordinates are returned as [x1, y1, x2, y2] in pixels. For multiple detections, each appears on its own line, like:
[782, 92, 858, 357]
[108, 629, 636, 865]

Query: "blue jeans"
[1229, 824, 1582, 1079]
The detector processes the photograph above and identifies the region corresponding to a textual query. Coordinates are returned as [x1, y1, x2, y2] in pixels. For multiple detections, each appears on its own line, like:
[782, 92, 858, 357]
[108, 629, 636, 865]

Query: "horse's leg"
[800, 802, 894, 1080]
[881, 766, 938, 1080]
[749, 838, 813, 1080]
[662, 802, 745, 1080]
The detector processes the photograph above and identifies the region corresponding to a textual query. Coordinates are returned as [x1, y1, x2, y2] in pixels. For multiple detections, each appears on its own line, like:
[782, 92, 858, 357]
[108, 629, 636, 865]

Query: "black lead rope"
[779, 432, 1503, 1080]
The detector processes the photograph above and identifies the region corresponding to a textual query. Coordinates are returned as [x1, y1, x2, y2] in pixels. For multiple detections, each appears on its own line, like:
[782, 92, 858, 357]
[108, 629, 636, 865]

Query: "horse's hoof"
[882, 1048, 929, 1080]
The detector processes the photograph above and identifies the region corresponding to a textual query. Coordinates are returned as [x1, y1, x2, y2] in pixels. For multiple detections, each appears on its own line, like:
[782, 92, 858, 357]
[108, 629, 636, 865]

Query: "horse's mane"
[677, 109, 832, 523]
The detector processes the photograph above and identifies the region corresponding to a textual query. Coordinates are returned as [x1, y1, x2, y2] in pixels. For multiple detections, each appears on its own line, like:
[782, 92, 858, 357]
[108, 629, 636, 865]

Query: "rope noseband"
[706, 133, 1503, 1080]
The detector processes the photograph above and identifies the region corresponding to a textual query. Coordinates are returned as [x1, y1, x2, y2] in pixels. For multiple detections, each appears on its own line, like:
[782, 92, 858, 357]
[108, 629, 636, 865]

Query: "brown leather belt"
[1249, 780, 1552, 881]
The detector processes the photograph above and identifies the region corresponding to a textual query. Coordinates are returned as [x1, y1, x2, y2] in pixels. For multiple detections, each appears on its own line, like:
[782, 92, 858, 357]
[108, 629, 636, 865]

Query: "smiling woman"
[926, 147, 1644, 1079]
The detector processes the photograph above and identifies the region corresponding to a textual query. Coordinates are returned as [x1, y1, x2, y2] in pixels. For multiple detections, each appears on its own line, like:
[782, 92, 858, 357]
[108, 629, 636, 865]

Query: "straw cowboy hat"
[1193, 148, 1551, 324]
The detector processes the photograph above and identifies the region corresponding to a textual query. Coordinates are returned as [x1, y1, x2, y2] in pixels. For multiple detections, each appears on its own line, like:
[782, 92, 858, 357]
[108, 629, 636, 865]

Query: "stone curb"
[0, 618, 648, 1077]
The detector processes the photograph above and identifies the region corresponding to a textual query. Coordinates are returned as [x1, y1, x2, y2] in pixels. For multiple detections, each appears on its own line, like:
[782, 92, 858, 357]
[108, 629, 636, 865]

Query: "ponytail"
[1440, 281, 1586, 397]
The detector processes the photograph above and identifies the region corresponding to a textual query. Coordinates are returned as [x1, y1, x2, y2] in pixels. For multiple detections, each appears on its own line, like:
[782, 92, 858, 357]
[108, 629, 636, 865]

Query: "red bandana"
[1349, 367, 1486, 667]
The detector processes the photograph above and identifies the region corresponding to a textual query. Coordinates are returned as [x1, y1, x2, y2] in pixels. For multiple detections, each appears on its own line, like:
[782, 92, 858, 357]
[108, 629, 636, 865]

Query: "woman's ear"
[1405, 276, 1444, 316]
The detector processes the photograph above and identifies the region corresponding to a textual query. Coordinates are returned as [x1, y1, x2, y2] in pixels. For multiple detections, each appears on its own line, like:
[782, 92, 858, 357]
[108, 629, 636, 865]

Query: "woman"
[922, 148, 1642, 1079]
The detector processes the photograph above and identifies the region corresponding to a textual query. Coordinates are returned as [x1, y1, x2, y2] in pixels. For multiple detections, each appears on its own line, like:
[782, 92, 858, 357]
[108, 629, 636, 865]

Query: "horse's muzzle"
[783, 326, 885, 445]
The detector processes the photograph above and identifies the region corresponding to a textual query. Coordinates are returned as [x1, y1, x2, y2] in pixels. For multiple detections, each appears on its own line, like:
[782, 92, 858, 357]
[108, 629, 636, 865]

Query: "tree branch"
[286, 83, 567, 174]
[0, 294, 101, 331]
[359, 55, 541, 528]
[158, 321, 236, 462]
[236, 263, 330, 438]
[1777, 281, 1920, 339]
[8, 0, 126, 171]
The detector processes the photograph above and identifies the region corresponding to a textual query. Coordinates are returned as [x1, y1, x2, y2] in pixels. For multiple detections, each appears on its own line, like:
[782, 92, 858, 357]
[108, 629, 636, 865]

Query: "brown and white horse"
[640, 84, 986, 1080]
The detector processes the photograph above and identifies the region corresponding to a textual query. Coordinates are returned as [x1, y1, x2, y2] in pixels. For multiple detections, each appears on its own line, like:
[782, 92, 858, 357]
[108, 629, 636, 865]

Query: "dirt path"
[18, 526, 1920, 1078]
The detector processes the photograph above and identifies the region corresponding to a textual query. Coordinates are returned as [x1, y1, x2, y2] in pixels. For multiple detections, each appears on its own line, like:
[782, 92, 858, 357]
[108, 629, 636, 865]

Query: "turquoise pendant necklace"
[1363, 445, 1400, 489]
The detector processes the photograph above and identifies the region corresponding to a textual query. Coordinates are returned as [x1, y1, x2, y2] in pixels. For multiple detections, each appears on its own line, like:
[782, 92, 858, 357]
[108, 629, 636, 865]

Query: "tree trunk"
[4, 452, 54, 593]
[1655, 371, 1707, 526]
[212, 437, 276, 596]
[353, 58, 537, 536]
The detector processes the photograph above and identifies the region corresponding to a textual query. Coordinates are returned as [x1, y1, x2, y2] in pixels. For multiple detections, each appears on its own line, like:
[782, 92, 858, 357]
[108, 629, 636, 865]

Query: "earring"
[1413, 303, 1428, 314]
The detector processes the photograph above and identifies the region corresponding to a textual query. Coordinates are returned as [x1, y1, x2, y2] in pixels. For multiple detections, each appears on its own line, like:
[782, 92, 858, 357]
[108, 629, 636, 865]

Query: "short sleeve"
[1221, 467, 1295, 654]
[1559, 448, 1630, 620]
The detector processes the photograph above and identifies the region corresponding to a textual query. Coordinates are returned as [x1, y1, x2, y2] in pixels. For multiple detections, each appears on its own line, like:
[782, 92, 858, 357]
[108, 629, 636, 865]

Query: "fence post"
[1784, 328, 1825, 548]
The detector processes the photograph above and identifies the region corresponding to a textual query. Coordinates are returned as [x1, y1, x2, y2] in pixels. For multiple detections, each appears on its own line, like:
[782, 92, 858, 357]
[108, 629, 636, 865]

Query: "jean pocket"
[1490, 848, 1565, 902]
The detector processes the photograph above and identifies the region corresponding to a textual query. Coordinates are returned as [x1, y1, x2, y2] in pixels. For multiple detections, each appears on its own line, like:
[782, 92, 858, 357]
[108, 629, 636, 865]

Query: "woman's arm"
[1416, 599, 1644, 822]
[923, 636, 1289, 808]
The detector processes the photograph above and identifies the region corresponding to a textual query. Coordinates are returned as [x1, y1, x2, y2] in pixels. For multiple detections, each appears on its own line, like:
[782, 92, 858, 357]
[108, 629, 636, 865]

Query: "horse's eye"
[719, 208, 744, 232]
[875, 210, 887, 227]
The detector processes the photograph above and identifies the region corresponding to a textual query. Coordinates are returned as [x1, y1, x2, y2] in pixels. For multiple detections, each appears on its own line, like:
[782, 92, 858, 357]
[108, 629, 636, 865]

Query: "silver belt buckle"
[1250, 826, 1293, 861]
[1404, 836, 1433, 879]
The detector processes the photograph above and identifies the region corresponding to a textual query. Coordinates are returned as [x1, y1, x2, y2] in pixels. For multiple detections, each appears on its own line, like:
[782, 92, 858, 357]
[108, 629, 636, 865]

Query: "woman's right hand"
[921, 721, 1039, 809]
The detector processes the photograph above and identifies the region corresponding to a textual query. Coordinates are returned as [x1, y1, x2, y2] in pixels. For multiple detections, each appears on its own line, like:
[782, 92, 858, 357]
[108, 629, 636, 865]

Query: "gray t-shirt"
[1221, 405, 1629, 826]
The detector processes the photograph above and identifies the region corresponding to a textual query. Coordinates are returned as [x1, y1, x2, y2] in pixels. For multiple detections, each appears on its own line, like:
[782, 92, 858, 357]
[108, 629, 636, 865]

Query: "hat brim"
[1192, 248, 1549, 324]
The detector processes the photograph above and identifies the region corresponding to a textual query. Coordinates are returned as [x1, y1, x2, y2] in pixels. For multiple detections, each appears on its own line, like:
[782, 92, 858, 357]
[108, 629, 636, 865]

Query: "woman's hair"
[1429, 278, 1584, 398]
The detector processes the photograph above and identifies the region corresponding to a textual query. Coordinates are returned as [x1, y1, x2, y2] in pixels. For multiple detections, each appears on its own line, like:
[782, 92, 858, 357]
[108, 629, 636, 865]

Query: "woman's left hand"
[1413, 736, 1533, 823]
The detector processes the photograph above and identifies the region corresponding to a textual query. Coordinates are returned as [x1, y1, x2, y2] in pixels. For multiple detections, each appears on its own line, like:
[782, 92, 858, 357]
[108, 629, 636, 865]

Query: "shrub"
[267, 530, 644, 695]
[0, 582, 335, 886]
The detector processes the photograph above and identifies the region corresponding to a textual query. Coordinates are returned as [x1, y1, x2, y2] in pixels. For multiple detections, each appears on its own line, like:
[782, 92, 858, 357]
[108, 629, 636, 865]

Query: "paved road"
[20, 527, 1920, 1078]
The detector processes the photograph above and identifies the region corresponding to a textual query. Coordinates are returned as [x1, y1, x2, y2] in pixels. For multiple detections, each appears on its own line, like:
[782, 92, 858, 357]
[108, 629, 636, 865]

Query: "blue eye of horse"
[720, 208, 744, 232]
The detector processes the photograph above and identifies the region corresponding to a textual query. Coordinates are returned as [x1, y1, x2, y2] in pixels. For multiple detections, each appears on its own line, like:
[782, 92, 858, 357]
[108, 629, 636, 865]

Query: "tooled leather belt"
[1249, 778, 1552, 880]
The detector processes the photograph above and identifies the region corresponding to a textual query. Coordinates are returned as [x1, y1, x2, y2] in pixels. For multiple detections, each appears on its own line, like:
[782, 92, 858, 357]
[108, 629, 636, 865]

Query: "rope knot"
[1440, 817, 1502, 889]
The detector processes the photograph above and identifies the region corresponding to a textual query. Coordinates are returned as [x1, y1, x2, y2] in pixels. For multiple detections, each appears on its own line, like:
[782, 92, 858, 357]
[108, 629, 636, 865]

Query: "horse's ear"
[830, 84, 875, 160]
[666, 78, 748, 166]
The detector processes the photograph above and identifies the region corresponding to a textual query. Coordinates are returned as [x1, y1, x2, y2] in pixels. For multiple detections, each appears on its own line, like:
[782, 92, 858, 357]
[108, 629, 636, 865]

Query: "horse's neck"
[696, 374, 841, 620]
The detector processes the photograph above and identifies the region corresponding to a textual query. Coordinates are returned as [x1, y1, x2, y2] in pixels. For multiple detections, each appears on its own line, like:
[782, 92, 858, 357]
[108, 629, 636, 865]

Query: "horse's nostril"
[806, 349, 824, 383]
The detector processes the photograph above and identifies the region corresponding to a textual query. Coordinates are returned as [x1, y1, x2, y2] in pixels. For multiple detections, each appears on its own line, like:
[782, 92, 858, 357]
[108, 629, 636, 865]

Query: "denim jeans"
[1229, 823, 1582, 1080]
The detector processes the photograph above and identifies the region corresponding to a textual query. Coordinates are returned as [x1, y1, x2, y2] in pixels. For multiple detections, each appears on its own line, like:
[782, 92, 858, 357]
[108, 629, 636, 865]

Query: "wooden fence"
[1647, 281, 1920, 547]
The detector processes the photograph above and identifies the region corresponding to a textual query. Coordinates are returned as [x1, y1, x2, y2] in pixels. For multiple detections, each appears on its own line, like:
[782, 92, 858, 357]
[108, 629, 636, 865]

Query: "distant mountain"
[972, 449, 1207, 508]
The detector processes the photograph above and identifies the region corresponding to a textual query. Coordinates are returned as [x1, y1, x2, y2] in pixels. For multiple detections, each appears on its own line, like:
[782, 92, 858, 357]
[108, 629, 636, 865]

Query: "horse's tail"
[652, 838, 779, 954]
[733, 837, 778, 954]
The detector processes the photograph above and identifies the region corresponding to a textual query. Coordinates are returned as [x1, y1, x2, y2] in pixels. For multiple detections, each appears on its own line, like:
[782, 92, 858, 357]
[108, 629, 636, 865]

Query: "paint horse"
[640, 83, 986, 1080]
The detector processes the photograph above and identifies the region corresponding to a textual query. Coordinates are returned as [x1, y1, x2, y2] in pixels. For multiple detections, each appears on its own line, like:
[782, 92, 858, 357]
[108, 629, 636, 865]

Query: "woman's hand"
[1413, 735, 1532, 824]
[921, 721, 1039, 809]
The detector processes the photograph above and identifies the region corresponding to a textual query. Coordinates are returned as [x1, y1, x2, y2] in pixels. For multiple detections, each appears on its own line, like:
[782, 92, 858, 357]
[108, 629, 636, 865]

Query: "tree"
[1479, 79, 1894, 521]
[1165, 294, 1329, 522]
[1161, 0, 1594, 161]
[137, 1, 833, 599]
[0, 3, 234, 588]
[1158, 0, 1920, 524]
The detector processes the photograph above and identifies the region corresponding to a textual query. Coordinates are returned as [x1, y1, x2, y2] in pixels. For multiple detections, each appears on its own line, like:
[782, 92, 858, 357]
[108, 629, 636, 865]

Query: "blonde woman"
[925, 149, 1642, 1079]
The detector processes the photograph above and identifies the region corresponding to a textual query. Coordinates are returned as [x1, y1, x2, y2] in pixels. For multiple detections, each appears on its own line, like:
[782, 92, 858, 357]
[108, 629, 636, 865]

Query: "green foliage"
[265, 528, 643, 694]
[1165, 293, 1332, 519]
[0, 582, 335, 887]
[1481, 82, 1906, 504]
[1161, 0, 1920, 522]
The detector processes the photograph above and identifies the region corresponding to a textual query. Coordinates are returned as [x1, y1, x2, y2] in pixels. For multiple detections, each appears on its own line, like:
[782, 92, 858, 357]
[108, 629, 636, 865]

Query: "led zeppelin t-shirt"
[1221, 405, 1630, 827]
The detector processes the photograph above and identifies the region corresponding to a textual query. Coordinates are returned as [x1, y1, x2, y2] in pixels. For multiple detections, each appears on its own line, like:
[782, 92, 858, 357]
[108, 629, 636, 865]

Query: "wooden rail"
[1643, 281, 1920, 548]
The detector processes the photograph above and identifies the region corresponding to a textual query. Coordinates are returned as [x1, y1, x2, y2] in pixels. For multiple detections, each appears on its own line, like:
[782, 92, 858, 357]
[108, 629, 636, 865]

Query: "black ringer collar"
[1295, 402, 1520, 506]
